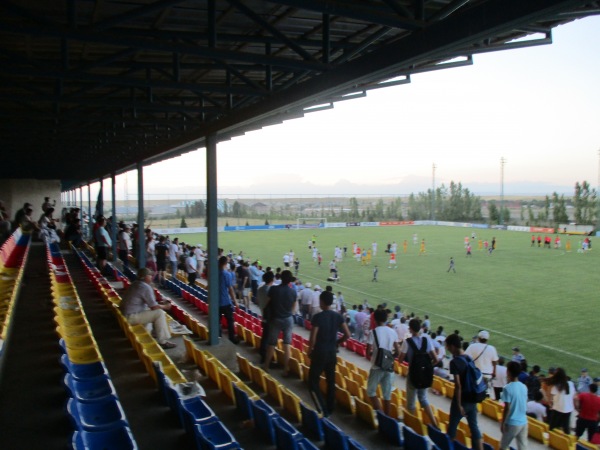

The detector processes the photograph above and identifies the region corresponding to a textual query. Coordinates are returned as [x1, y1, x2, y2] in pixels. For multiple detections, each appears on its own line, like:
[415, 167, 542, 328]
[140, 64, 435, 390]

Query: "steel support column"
[87, 182, 92, 239]
[111, 173, 118, 262]
[206, 133, 219, 346]
[136, 162, 146, 269]
[79, 187, 83, 226]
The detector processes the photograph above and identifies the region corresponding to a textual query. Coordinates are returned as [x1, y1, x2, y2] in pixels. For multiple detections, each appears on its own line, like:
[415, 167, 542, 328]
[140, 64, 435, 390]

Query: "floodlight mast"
[431, 163, 436, 221]
[500, 157, 507, 226]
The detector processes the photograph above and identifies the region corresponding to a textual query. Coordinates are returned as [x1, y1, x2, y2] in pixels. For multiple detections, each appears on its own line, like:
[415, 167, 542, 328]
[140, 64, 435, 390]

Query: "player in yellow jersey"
[419, 239, 426, 255]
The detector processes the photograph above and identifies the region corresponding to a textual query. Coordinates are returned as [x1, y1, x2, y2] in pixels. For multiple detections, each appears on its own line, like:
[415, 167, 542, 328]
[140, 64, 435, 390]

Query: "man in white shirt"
[299, 282, 313, 319]
[366, 309, 400, 415]
[117, 225, 132, 268]
[310, 285, 322, 318]
[194, 245, 205, 276]
[168, 237, 180, 276]
[465, 330, 499, 386]
[185, 250, 198, 286]
[492, 357, 508, 400]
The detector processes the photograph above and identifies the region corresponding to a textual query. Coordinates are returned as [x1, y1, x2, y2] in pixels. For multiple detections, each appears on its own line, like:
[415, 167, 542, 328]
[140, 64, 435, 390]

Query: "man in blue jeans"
[218, 255, 239, 344]
[446, 333, 483, 450]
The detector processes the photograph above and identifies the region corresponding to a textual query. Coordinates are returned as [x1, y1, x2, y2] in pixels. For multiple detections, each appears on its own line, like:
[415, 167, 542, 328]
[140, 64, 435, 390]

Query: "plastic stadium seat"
[348, 437, 368, 450]
[194, 421, 240, 450]
[403, 425, 432, 450]
[355, 397, 378, 429]
[64, 373, 117, 403]
[273, 416, 303, 450]
[72, 426, 138, 450]
[300, 401, 324, 441]
[251, 399, 278, 444]
[67, 397, 128, 432]
[428, 423, 453, 450]
[61, 354, 108, 381]
[232, 383, 254, 420]
[322, 418, 349, 450]
[377, 410, 403, 446]
[180, 396, 218, 434]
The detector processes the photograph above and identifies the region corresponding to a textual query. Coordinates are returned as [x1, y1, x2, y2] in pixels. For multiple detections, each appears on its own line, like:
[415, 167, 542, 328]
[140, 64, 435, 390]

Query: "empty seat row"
[48, 243, 138, 449]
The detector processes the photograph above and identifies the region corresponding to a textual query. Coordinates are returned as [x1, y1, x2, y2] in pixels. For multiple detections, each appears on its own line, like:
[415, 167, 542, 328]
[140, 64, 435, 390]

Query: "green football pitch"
[173, 225, 599, 378]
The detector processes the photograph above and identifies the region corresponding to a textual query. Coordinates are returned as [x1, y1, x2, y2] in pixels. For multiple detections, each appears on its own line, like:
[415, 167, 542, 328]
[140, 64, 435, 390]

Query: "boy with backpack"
[397, 318, 439, 428]
[446, 333, 485, 450]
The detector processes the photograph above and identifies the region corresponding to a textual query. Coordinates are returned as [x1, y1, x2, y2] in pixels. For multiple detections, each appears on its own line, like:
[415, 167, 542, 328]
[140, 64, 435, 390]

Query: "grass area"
[174, 225, 598, 378]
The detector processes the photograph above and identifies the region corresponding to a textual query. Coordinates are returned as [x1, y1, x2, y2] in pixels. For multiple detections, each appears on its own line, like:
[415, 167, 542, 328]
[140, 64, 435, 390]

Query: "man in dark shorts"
[154, 236, 168, 284]
[263, 270, 297, 375]
[307, 290, 351, 416]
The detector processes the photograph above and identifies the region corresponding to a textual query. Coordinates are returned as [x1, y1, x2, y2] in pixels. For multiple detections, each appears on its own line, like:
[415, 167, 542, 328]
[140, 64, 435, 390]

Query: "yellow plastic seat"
[236, 353, 251, 378]
[548, 430, 576, 450]
[281, 387, 302, 423]
[482, 399, 503, 422]
[483, 432, 500, 450]
[288, 357, 303, 380]
[335, 386, 356, 414]
[355, 397, 378, 429]
[527, 416, 549, 445]
[344, 376, 363, 401]
[249, 363, 266, 392]
[66, 345, 103, 365]
[402, 407, 427, 436]
[265, 375, 284, 407]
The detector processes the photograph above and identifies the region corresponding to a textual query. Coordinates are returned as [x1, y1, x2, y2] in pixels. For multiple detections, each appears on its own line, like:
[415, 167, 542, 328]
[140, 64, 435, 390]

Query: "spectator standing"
[578, 368, 593, 393]
[512, 347, 525, 363]
[298, 282, 313, 319]
[446, 333, 484, 450]
[263, 270, 297, 375]
[307, 290, 350, 417]
[217, 255, 239, 344]
[397, 318, 439, 428]
[547, 367, 575, 433]
[526, 391, 547, 422]
[493, 357, 508, 401]
[465, 330, 499, 388]
[366, 309, 401, 415]
[168, 237, 179, 277]
[185, 249, 197, 286]
[94, 216, 111, 274]
[500, 361, 529, 450]
[256, 271, 275, 363]
[117, 225, 132, 268]
[574, 383, 600, 441]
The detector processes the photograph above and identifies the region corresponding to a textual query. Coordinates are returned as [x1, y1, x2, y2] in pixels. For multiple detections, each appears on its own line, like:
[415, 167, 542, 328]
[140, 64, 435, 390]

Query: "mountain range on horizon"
[138, 177, 581, 199]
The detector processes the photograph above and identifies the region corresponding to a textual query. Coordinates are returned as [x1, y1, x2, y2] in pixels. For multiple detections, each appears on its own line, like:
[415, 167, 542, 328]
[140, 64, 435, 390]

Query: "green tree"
[180, 217, 187, 228]
[349, 197, 359, 219]
[222, 200, 229, 216]
[552, 192, 569, 226]
[488, 201, 499, 224]
[374, 199, 385, 219]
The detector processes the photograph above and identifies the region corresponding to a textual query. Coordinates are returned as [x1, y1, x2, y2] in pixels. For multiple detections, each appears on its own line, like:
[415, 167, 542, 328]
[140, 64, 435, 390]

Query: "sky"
[111, 15, 600, 200]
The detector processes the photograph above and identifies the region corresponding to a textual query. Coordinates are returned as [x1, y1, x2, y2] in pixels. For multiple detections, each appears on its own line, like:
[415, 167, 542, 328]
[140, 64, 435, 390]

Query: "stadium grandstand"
[1, 1, 598, 449]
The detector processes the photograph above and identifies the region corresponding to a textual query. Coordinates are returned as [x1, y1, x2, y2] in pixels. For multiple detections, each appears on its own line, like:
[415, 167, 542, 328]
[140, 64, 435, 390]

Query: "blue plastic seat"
[322, 417, 349, 450]
[68, 397, 128, 432]
[376, 410, 403, 446]
[64, 373, 117, 403]
[251, 399, 278, 444]
[274, 416, 303, 450]
[194, 421, 240, 450]
[61, 354, 108, 381]
[348, 437, 368, 450]
[181, 396, 218, 434]
[300, 401, 323, 441]
[453, 440, 470, 450]
[232, 383, 253, 420]
[403, 425, 432, 450]
[72, 426, 138, 450]
[428, 424, 453, 450]
[297, 438, 320, 450]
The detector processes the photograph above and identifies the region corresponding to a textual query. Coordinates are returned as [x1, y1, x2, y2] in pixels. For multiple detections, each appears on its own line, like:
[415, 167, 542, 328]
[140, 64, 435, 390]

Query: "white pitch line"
[299, 273, 600, 365]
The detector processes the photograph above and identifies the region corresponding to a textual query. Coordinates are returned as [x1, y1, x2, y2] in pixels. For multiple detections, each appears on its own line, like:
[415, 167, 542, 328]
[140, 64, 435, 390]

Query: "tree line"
[173, 180, 598, 228]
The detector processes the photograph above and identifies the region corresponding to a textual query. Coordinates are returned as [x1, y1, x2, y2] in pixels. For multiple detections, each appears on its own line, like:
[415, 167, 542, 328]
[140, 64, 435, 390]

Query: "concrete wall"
[0, 179, 62, 222]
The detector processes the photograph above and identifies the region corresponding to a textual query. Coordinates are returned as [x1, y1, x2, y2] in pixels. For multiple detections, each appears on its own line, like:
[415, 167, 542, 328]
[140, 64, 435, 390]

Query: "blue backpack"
[458, 355, 488, 403]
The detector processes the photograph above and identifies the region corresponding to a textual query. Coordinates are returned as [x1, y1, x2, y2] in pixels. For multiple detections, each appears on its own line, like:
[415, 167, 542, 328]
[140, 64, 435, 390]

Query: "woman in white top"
[547, 367, 575, 433]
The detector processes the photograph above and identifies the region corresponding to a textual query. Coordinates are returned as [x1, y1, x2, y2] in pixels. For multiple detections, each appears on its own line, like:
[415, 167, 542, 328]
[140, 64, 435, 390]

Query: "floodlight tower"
[500, 157, 507, 225]
[431, 163, 436, 221]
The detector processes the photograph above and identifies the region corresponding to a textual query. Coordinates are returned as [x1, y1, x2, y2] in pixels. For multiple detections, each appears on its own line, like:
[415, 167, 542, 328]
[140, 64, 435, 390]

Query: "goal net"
[296, 218, 327, 229]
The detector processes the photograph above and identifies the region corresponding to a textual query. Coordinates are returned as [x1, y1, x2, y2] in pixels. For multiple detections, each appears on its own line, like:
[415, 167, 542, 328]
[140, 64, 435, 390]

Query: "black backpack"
[407, 338, 434, 389]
